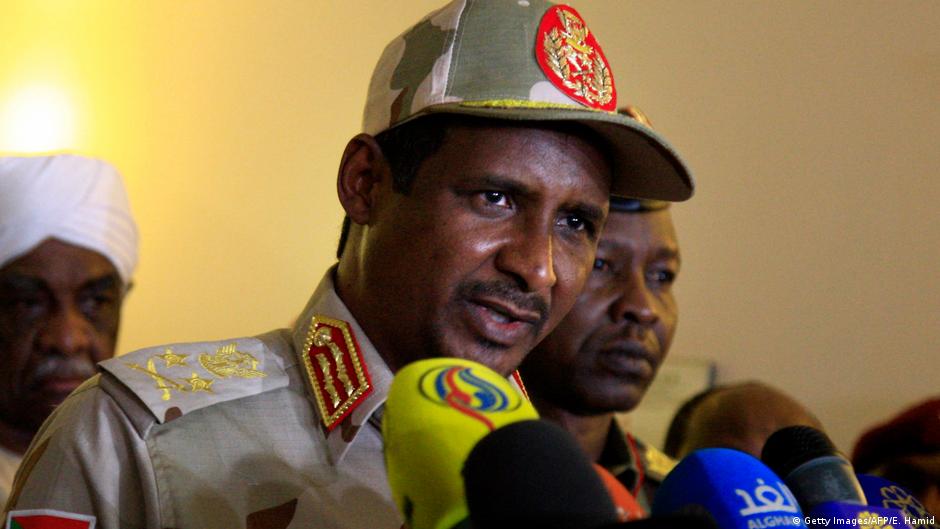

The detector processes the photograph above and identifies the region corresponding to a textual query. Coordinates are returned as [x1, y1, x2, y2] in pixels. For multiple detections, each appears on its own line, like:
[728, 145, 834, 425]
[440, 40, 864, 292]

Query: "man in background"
[662, 381, 823, 459]
[519, 168, 681, 511]
[0, 154, 138, 505]
[853, 397, 940, 516]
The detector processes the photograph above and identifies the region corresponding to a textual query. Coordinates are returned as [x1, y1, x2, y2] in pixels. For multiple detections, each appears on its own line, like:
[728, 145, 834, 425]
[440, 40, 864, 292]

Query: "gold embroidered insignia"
[536, 5, 616, 111]
[199, 343, 268, 379]
[301, 315, 373, 431]
[126, 344, 266, 402]
[156, 349, 189, 368]
[185, 373, 215, 393]
[126, 358, 188, 401]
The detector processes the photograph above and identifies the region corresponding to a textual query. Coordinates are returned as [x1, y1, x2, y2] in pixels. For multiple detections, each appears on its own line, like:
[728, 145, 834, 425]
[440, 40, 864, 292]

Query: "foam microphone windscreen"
[463, 419, 620, 529]
[761, 426, 866, 511]
[383, 358, 539, 529]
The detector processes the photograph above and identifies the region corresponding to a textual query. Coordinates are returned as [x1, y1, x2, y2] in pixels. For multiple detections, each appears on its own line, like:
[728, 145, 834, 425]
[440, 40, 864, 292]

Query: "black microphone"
[762, 426, 914, 529]
[463, 419, 720, 529]
[462, 419, 619, 529]
[761, 425, 866, 511]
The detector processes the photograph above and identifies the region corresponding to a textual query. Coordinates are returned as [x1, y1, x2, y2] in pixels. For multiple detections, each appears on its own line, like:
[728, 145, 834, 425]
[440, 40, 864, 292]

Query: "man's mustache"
[26, 356, 98, 388]
[459, 279, 549, 332]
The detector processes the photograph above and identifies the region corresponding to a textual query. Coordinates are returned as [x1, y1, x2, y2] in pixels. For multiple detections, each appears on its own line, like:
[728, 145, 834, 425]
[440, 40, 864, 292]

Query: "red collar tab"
[7, 510, 96, 529]
[301, 315, 373, 432]
[536, 4, 616, 111]
[511, 370, 529, 401]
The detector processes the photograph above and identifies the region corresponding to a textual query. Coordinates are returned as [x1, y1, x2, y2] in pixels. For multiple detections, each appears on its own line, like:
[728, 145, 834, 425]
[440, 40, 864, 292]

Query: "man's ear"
[337, 133, 389, 225]
[122, 280, 134, 299]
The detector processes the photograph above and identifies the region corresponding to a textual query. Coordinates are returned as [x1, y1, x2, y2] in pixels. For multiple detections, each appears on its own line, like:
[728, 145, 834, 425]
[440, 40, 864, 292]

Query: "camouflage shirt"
[4, 271, 402, 529]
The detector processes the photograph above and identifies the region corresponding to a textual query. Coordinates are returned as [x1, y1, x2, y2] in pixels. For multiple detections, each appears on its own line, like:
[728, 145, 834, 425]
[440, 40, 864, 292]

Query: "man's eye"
[13, 297, 44, 310]
[648, 269, 677, 285]
[593, 258, 610, 272]
[2, 295, 47, 319]
[481, 191, 509, 207]
[79, 294, 115, 317]
[559, 214, 593, 236]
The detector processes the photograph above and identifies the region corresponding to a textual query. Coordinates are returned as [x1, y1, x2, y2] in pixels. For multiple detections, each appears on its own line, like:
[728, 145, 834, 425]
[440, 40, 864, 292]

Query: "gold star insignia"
[156, 349, 189, 368]
[186, 373, 214, 393]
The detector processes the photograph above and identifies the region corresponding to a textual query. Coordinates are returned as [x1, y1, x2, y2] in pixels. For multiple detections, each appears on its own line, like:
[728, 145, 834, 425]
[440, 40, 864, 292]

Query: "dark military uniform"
[599, 419, 677, 513]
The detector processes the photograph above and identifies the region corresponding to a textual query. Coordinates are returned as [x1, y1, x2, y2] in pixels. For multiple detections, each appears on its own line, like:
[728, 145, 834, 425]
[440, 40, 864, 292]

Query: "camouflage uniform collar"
[291, 267, 394, 466]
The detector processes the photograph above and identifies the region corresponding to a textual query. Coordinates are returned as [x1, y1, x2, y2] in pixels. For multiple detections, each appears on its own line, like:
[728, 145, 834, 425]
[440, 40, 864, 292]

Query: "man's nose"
[38, 304, 93, 356]
[495, 219, 557, 293]
[609, 275, 659, 326]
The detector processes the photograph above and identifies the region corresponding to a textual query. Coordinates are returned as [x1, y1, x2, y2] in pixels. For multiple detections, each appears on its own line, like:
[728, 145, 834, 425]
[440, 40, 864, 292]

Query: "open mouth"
[474, 298, 540, 325]
[463, 297, 541, 347]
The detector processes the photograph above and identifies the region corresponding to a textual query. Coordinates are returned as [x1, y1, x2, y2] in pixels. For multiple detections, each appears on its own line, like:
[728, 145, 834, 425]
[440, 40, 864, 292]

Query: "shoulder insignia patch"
[300, 315, 373, 432]
[643, 444, 677, 479]
[6, 509, 96, 529]
[100, 338, 289, 424]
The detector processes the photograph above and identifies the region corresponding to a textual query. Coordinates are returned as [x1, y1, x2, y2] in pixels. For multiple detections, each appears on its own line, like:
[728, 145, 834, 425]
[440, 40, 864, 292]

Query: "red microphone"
[593, 463, 646, 522]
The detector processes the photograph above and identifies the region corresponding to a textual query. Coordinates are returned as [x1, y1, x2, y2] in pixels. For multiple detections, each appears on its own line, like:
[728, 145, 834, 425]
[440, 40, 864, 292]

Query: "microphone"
[762, 426, 914, 529]
[761, 426, 865, 510]
[594, 463, 647, 521]
[856, 474, 938, 529]
[462, 419, 620, 529]
[651, 447, 808, 529]
[382, 358, 539, 529]
[462, 420, 718, 529]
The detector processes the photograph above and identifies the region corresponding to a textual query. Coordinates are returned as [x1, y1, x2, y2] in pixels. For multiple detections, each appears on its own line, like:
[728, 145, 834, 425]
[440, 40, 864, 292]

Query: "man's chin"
[579, 382, 649, 414]
[442, 342, 528, 378]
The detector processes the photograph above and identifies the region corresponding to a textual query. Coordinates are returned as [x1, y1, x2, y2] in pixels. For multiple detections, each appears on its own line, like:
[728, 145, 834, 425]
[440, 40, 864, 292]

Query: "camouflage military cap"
[363, 0, 694, 201]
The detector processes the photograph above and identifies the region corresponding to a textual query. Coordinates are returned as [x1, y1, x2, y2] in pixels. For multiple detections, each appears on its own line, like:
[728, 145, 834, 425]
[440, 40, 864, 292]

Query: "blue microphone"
[652, 447, 807, 529]
[857, 474, 938, 529]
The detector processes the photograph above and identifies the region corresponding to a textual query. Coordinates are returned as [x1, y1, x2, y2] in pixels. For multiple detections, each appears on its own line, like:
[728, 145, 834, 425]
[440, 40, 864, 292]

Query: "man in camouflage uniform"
[4, 2, 693, 528]
[520, 183, 681, 513]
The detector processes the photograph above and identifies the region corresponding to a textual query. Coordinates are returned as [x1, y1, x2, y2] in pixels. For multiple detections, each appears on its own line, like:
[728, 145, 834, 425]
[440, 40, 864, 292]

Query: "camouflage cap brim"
[407, 101, 693, 201]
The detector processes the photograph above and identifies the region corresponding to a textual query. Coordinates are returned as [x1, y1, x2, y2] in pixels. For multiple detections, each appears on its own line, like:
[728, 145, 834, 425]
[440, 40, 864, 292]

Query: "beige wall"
[2, 1, 937, 453]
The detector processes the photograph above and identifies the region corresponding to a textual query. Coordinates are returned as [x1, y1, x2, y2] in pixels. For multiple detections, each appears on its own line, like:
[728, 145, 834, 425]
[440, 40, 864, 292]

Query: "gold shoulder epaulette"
[100, 338, 289, 424]
[643, 443, 677, 480]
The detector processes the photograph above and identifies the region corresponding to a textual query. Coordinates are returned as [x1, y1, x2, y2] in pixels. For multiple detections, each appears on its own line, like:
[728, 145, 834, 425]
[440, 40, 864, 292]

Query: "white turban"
[0, 154, 139, 284]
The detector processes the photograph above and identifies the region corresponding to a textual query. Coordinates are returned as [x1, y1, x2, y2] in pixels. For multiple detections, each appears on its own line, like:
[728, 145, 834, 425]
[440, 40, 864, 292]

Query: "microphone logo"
[419, 364, 522, 431]
[736, 478, 801, 523]
[877, 485, 934, 526]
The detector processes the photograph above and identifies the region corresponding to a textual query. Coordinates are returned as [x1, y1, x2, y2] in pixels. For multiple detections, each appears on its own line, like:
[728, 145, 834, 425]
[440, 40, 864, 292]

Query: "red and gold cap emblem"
[302, 315, 373, 431]
[536, 5, 616, 111]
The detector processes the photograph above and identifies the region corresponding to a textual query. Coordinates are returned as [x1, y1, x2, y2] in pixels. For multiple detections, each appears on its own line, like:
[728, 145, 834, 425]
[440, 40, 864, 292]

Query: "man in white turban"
[0, 154, 138, 506]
